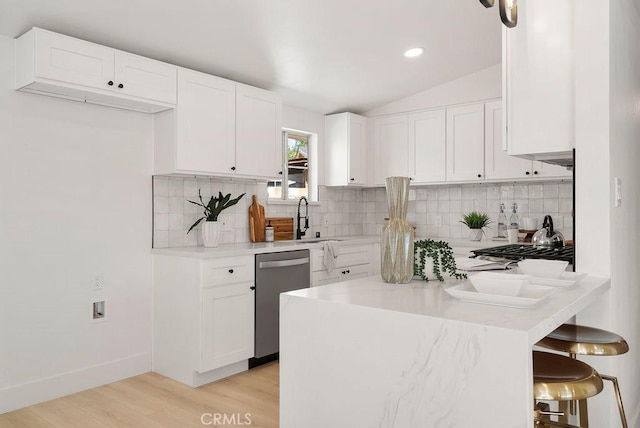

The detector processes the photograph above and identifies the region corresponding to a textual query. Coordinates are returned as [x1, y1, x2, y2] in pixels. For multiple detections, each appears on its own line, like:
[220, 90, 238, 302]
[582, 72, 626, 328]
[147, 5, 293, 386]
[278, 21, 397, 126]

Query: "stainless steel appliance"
[531, 215, 565, 248]
[252, 249, 310, 365]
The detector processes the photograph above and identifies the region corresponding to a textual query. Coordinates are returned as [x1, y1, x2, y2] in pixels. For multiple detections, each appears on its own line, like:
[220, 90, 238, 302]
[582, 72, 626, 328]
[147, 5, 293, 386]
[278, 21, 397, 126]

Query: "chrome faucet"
[296, 196, 309, 239]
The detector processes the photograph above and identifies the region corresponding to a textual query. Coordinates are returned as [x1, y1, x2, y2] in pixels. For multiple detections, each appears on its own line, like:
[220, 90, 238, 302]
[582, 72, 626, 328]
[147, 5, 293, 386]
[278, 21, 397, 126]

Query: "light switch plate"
[615, 177, 622, 207]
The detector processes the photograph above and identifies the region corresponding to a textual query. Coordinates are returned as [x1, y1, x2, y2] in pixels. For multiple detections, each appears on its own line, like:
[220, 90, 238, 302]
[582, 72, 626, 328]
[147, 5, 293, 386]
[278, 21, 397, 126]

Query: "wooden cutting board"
[265, 217, 294, 241]
[249, 195, 266, 242]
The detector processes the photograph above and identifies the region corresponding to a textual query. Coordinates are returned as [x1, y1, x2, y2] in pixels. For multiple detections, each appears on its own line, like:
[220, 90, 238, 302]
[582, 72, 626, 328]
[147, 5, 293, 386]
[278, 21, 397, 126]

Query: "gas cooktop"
[471, 244, 574, 263]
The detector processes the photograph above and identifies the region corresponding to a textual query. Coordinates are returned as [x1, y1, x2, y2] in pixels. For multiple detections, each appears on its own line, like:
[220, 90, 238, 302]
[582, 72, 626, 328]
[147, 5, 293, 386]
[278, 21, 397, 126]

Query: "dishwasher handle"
[258, 257, 310, 269]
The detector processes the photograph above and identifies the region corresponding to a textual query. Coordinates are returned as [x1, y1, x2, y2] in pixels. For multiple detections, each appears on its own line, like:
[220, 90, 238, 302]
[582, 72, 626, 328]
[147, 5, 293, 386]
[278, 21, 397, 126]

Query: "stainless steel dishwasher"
[252, 249, 310, 364]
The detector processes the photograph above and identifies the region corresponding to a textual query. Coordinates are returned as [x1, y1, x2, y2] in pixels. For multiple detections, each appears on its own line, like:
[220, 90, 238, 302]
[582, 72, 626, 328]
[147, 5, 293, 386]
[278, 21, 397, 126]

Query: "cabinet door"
[199, 283, 254, 373]
[408, 109, 446, 183]
[324, 113, 367, 186]
[35, 29, 114, 90]
[504, 0, 574, 157]
[235, 84, 283, 179]
[373, 115, 408, 185]
[484, 100, 533, 180]
[175, 69, 236, 174]
[446, 104, 485, 182]
[115, 51, 177, 104]
[348, 114, 367, 185]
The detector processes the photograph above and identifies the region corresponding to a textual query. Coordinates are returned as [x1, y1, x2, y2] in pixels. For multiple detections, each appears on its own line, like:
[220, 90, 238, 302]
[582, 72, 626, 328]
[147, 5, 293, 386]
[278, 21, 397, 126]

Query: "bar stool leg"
[601, 374, 629, 428]
[578, 399, 589, 428]
[558, 401, 570, 425]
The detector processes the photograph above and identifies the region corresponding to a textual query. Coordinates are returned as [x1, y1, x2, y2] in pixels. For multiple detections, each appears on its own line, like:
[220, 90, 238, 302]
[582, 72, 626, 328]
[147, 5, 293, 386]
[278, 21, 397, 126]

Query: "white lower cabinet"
[153, 254, 254, 387]
[311, 244, 374, 286]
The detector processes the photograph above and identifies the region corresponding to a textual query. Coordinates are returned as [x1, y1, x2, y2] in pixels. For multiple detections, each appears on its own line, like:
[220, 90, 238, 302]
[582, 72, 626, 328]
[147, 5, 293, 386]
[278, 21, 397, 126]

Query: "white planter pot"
[469, 228, 483, 241]
[202, 221, 221, 248]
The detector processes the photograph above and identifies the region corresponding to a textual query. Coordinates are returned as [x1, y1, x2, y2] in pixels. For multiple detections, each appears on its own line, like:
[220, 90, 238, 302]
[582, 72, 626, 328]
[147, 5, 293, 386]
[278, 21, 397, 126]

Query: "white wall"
[607, 1, 640, 426]
[363, 64, 501, 117]
[575, 1, 640, 427]
[0, 34, 153, 413]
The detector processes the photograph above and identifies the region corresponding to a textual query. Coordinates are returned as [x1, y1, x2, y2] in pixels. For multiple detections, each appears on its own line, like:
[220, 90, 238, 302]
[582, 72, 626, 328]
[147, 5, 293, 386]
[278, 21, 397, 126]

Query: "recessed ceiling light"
[404, 47, 424, 58]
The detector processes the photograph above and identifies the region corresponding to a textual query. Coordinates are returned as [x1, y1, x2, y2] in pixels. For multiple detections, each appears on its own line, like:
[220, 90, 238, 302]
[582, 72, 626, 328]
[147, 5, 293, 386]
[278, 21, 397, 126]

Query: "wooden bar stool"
[533, 351, 603, 428]
[537, 324, 629, 428]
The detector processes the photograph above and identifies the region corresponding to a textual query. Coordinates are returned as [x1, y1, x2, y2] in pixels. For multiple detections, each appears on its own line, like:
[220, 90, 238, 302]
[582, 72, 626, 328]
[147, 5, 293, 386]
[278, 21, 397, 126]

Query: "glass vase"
[381, 177, 414, 284]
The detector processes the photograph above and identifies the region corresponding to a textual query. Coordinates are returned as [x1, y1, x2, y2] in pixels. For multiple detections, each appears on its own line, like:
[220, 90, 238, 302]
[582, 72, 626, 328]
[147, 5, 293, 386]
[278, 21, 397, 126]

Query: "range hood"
[517, 150, 575, 170]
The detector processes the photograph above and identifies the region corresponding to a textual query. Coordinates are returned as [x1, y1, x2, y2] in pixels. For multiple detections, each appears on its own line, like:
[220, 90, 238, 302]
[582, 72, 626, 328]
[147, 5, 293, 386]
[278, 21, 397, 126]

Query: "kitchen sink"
[284, 238, 345, 244]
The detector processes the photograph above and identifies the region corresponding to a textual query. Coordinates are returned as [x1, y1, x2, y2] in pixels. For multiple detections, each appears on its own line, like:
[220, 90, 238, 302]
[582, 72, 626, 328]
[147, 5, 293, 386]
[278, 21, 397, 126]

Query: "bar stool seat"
[533, 351, 603, 427]
[537, 324, 629, 428]
[538, 324, 629, 356]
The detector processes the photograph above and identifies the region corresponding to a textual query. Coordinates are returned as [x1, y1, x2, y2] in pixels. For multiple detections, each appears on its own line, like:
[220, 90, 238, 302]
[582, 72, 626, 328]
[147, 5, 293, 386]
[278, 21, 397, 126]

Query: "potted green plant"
[414, 239, 467, 282]
[459, 211, 492, 241]
[187, 190, 246, 247]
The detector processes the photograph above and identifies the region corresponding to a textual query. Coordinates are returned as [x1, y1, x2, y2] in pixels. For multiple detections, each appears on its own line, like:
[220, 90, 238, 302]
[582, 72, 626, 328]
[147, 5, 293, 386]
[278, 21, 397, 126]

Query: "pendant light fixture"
[479, 0, 518, 28]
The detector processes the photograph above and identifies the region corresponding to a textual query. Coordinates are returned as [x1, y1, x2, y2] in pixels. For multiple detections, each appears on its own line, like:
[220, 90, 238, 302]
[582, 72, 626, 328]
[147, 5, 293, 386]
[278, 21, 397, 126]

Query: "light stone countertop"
[151, 235, 381, 258]
[151, 235, 512, 258]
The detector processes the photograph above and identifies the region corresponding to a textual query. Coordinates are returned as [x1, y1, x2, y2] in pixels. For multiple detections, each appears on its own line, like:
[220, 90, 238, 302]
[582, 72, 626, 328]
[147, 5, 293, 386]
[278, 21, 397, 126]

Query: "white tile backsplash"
[152, 177, 574, 248]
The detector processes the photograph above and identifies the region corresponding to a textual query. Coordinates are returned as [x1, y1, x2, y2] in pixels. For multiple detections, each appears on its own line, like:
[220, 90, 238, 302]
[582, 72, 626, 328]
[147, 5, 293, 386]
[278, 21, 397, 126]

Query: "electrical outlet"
[93, 274, 103, 289]
[435, 215, 443, 227]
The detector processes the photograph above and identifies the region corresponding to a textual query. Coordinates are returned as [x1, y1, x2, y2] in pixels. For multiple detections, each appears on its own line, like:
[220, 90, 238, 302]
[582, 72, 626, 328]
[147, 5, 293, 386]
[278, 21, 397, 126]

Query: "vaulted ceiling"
[0, 0, 501, 113]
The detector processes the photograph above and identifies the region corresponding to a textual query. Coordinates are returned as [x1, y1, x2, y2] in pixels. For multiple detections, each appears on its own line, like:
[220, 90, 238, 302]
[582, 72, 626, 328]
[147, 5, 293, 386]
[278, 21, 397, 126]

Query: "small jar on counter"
[265, 221, 274, 242]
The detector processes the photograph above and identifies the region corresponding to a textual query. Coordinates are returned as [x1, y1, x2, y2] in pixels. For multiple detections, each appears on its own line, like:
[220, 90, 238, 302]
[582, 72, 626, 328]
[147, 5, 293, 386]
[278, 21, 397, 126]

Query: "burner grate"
[471, 244, 574, 263]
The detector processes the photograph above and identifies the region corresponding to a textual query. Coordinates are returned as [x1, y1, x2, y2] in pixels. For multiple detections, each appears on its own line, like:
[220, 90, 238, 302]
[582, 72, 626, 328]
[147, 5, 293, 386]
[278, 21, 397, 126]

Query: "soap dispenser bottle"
[265, 220, 274, 242]
[497, 203, 507, 238]
[509, 203, 520, 230]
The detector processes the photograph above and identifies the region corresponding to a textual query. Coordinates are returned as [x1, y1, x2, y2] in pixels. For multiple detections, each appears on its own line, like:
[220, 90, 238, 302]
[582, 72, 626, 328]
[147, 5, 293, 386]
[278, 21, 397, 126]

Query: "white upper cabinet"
[114, 51, 177, 104]
[154, 71, 281, 179]
[373, 114, 408, 186]
[174, 69, 235, 174]
[325, 113, 367, 186]
[503, 0, 574, 160]
[15, 27, 177, 113]
[485, 100, 532, 180]
[408, 109, 446, 184]
[235, 84, 283, 179]
[446, 104, 485, 182]
[485, 100, 572, 180]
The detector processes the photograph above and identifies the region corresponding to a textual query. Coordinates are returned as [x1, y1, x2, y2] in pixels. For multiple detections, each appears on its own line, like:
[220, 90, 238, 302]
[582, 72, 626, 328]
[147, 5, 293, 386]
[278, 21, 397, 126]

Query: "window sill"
[267, 199, 320, 206]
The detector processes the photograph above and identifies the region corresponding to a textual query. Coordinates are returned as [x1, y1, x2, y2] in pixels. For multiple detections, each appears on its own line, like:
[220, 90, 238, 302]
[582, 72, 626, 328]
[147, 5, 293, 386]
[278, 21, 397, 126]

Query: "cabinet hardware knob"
[107, 80, 114, 86]
[350, 178, 355, 181]
[526, 171, 530, 175]
[533, 170, 539, 175]
[409, 177, 413, 181]
[228, 269, 234, 274]
[250, 286, 255, 290]
[346, 269, 350, 274]
[477, 174, 482, 178]
[341, 270, 346, 275]
[278, 171, 283, 175]
[231, 166, 236, 171]
[117, 83, 124, 89]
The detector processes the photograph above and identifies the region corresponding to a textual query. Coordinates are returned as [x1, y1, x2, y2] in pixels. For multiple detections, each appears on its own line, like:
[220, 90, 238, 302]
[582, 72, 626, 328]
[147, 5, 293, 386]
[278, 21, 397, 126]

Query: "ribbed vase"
[381, 177, 414, 284]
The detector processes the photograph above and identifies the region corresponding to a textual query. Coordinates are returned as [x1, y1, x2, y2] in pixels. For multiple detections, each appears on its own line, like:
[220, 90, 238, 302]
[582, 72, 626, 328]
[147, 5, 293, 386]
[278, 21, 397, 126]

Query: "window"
[268, 130, 313, 200]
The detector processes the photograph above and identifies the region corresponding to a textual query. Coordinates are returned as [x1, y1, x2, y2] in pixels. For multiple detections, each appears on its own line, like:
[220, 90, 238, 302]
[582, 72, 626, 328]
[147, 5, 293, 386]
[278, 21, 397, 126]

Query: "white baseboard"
[0, 352, 151, 414]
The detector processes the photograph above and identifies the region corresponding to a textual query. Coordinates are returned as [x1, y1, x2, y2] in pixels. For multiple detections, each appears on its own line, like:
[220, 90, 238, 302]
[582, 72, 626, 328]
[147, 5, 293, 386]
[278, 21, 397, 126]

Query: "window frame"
[268, 129, 317, 202]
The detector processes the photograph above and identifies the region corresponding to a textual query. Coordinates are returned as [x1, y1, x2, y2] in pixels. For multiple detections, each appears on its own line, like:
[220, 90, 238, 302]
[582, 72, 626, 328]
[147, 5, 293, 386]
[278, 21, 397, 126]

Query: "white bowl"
[518, 259, 569, 279]
[469, 272, 531, 297]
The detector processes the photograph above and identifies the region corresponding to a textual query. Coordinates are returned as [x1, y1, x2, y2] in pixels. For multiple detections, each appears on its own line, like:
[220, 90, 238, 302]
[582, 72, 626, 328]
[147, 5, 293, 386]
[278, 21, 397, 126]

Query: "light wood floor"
[0, 362, 279, 428]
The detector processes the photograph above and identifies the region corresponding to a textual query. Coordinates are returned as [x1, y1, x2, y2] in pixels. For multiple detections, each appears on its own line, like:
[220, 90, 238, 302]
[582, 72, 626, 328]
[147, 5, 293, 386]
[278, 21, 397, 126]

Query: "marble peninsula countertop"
[280, 273, 610, 428]
[285, 273, 609, 346]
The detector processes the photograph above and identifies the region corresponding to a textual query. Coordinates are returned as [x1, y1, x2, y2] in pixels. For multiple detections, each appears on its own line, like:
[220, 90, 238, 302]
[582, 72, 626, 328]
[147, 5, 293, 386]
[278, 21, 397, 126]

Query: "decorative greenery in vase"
[187, 190, 246, 234]
[414, 239, 467, 282]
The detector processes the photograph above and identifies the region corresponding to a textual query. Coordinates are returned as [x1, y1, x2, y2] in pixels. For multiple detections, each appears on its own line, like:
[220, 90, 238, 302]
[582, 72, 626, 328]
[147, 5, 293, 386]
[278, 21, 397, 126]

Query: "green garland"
[414, 239, 467, 282]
